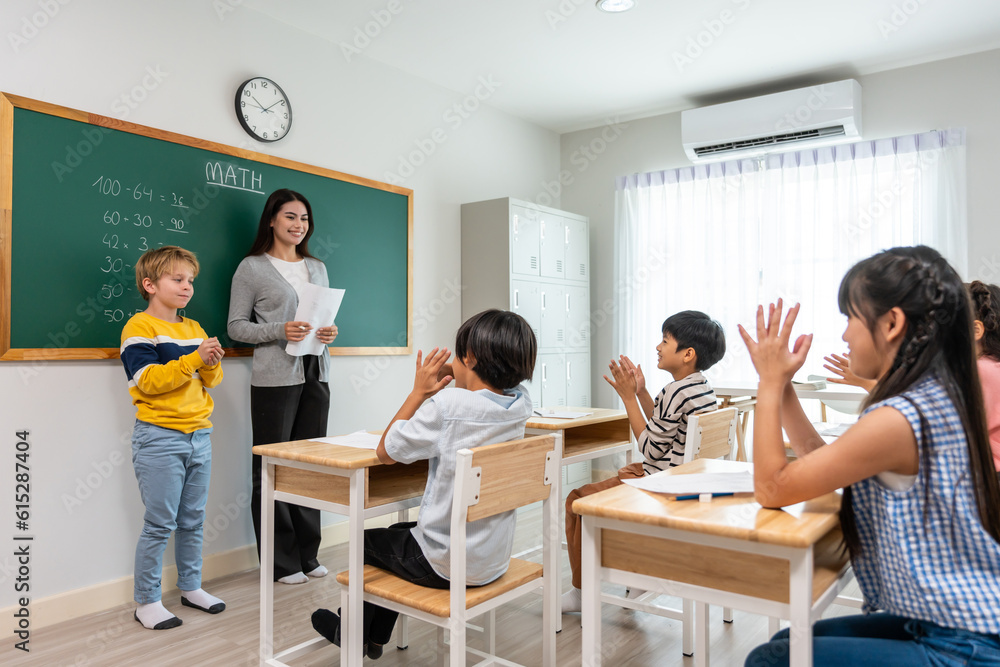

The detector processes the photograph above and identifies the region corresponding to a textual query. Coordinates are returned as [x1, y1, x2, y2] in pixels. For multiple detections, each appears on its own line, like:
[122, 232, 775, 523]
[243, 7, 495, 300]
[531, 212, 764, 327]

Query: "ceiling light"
[596, 0, 635, 12]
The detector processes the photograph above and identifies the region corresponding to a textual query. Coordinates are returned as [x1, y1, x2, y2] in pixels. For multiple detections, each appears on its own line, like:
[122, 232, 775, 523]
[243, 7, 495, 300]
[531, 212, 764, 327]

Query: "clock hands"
[251, 95, 271, 113]
[262, 99, 284, 112]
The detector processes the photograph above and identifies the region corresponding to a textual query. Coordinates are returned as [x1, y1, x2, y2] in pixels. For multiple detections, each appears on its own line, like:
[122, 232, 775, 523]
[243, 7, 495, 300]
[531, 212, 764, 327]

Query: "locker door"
[511, 280, 541, 343]
[564, 285, 590, 349]
[539, 284, 566, 349]
[565, 352, 591, 407]
[539, 214, 565, 279]
[510, 206, 540, 276]
[540, 353, 567, 408]
[563, 217, 589, 282]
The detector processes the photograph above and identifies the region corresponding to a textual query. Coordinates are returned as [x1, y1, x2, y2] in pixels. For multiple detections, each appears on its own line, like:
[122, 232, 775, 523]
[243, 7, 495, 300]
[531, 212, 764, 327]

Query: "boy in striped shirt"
[563, 310, 725, 613]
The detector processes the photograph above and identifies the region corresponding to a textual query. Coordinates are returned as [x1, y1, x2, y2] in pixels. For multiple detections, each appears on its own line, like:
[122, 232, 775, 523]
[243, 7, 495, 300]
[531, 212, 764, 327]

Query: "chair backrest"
[457, 434, 558, 523]
[682, 407, 738, 463]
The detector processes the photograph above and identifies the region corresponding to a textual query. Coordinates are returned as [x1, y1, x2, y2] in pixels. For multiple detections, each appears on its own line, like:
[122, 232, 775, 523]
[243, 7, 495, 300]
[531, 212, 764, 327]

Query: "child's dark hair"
[454, 309, 537, 390]
[661, 310, 726, 371]
[837, 246, 1000, 559]
[968, 280, 1000, 361]
[246, 188, 316, 258]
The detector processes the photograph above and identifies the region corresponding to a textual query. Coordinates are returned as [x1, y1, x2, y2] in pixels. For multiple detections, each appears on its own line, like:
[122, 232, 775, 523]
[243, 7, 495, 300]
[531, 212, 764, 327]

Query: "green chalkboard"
[0, 94, 412, 360]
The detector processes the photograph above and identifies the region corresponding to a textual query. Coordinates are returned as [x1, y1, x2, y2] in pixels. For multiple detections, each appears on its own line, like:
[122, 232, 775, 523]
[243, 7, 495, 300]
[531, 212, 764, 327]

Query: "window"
[613, 130, 967, 385]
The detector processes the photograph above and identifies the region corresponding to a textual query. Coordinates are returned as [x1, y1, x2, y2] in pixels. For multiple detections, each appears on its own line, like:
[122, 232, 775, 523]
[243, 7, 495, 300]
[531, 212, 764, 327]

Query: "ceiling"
[245, 0, 1000, 133]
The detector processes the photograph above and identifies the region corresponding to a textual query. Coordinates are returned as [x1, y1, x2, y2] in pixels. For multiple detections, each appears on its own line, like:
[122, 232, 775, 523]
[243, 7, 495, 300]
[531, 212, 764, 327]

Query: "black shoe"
[367, 642, 384, 659]
[311, 608, 341, 646]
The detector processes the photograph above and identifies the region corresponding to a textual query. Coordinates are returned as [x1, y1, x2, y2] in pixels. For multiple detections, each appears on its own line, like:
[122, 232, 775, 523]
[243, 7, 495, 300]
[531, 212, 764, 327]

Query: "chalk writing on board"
[205, 162, 265, 194]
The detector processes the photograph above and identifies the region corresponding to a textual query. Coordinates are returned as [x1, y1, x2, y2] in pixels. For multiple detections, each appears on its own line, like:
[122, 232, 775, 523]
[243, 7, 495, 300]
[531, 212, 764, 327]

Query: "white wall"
[559, 49, 1000, 409]
[0, 0, 559, 611]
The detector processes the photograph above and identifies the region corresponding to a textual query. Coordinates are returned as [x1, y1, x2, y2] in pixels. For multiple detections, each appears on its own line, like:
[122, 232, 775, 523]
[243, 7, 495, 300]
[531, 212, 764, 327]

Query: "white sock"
[181, 588, 225, 610]
[561, 587, 583, 614]
[278, 571, 309, 585]
[135, 601, 179, 629]
[626, 587, 647, 600]
[306, 565, 328, 578]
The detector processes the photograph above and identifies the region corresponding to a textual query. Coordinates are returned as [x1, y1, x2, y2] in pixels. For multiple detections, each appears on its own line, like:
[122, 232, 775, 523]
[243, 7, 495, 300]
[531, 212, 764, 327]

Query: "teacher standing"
[227, 188, 338, 584]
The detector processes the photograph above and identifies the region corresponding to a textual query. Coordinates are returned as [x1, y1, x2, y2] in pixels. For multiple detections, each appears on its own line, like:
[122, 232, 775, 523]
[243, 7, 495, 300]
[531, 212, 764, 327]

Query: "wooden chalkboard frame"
[0, 93, 413, 361]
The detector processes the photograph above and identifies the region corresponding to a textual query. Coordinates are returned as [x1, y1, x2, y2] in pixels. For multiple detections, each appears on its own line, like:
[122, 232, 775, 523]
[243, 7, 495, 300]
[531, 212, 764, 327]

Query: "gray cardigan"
[227, 254, 331, 387]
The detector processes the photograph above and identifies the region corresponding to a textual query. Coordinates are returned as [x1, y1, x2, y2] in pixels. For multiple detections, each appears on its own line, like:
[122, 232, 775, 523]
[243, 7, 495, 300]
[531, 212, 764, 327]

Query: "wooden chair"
[603, 407, 740, 656]
[336, 434, 559, 666]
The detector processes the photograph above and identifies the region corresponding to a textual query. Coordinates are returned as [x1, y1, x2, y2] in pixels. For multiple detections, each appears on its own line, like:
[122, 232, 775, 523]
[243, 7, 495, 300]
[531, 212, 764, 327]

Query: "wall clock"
[235, 77, 292, 142]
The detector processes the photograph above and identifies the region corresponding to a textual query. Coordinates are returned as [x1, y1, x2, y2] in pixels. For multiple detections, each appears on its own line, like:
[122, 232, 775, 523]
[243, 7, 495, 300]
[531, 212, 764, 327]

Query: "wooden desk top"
[252, 439, 382, 470]
[526, 407, 627, 430]
[573, 459, 842, 548]
[712, 381, 868, 404]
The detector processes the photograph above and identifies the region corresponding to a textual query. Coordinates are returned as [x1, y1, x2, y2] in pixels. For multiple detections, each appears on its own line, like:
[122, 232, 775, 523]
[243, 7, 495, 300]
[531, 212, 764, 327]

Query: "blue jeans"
[131, 421, 212, 603]
[745, 613, 1000, 667]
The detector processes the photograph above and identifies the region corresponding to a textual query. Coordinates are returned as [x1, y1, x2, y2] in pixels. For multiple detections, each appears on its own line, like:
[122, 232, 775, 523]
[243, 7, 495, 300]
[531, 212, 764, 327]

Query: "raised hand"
[412, 347, 453, 399]
[737, 299, 812, 387]
[823, 352, 876, 391]
[603, 357, 638, 398]
[618, 354, 645, 394]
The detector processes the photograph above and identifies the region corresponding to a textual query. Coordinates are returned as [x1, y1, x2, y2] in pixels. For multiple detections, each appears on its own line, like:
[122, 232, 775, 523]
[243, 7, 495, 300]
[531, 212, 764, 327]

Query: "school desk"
[526, 407, 632, 630]
[711, 382, 868, 461]
[575, 459, 850, 667]
[252, 439, 428, 667]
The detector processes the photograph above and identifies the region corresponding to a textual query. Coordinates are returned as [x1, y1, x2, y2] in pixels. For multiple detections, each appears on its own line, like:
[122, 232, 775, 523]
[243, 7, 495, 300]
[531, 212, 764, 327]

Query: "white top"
[383, 384, 532, 584]
[266, 254, 311, 303]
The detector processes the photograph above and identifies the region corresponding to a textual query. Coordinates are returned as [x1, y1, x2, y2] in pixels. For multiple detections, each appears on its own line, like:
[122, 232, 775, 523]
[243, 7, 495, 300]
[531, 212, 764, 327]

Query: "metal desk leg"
[260, 458, 275, 665]
[788, 548, 814, 667]
[694, 601, 710, 667]
[581, 516, 601, 667]
[342, 470, 365, 667]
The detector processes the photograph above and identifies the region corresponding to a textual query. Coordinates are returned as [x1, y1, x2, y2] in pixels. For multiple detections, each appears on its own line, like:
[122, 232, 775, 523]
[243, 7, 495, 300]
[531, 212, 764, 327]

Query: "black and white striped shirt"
[638, 371, 717, 474]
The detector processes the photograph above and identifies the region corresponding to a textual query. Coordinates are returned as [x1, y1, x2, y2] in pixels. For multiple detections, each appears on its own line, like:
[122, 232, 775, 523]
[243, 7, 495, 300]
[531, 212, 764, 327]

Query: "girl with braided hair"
[741, 246, 1000, 666]
[968, 280, 1000, 470]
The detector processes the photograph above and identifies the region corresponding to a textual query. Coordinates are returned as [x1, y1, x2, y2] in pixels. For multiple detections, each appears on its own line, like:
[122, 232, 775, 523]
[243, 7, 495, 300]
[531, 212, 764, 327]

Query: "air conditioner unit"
[681, 79, 862, 162]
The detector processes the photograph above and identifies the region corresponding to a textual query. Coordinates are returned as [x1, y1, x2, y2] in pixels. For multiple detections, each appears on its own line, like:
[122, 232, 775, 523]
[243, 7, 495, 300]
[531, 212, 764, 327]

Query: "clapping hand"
[738, 299, 813, 387]
[198, 337, 224, 366]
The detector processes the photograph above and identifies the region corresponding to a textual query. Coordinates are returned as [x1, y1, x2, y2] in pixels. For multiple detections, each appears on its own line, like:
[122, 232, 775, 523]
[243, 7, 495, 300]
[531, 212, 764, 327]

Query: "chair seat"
[336, 558, 543, 618]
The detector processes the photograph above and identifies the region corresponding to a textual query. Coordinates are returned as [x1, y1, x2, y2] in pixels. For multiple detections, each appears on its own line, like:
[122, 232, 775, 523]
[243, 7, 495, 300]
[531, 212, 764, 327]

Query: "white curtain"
[614, 130, 967, 389]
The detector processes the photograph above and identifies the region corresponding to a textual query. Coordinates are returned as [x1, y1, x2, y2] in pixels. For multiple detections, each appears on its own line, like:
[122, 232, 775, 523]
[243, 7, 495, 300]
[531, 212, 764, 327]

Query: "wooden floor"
[7, 508, 861, 667]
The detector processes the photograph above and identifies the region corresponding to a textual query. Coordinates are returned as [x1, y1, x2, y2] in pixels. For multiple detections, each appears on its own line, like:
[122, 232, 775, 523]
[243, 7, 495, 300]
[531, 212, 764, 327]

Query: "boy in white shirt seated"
[312, 309, 537, 659]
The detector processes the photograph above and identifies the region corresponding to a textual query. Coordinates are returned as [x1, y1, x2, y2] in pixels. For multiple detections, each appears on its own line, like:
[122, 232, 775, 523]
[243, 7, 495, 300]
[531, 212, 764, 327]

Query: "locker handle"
[513, 214, 518, 235]
[541, 291, 546, 310]
[514, 289, 519, 309]
[565, 293, 570, 312]
[567, 360, 572, 380]
[565, 225, 570, 244]
[542, 363, 547, 382]
[540, 220, 545, 240]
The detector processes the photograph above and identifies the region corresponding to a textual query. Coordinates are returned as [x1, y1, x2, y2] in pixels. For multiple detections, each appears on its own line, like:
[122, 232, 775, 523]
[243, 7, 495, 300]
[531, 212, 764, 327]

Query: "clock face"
[235, 77, 292, 142]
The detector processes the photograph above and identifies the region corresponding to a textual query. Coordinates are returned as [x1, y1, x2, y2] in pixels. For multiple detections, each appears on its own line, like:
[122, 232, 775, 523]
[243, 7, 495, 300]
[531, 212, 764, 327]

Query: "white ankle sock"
[561, 587, 583, 614]
[135, 601, 180, 629]
[181, 588, 225, 611]
[306, 565, 328, 578]
[278, 571, 309, 585]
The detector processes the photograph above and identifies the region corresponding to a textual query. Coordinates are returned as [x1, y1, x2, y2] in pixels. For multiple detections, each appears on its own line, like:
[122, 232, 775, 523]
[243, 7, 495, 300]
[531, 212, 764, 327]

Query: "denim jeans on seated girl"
[131, 420, 212, 604]
[744, 613, 1000, 667]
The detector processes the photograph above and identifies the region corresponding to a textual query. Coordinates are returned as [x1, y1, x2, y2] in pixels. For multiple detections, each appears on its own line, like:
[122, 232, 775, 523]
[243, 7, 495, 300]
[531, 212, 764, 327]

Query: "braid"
[968, 280, 1000, 361]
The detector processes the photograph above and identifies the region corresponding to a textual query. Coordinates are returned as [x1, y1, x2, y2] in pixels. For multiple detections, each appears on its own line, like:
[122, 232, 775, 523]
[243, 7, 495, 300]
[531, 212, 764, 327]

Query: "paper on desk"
[310, 431, 381, 450]
[532, 410, 592, 419]
[624, 471, 755, 495]
[285, 282, 345, 357]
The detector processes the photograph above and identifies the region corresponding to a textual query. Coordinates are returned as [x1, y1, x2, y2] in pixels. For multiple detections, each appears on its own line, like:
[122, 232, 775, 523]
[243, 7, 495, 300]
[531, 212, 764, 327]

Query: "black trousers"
[361, 522, 450, 645]
[251, 356, 329, 579]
